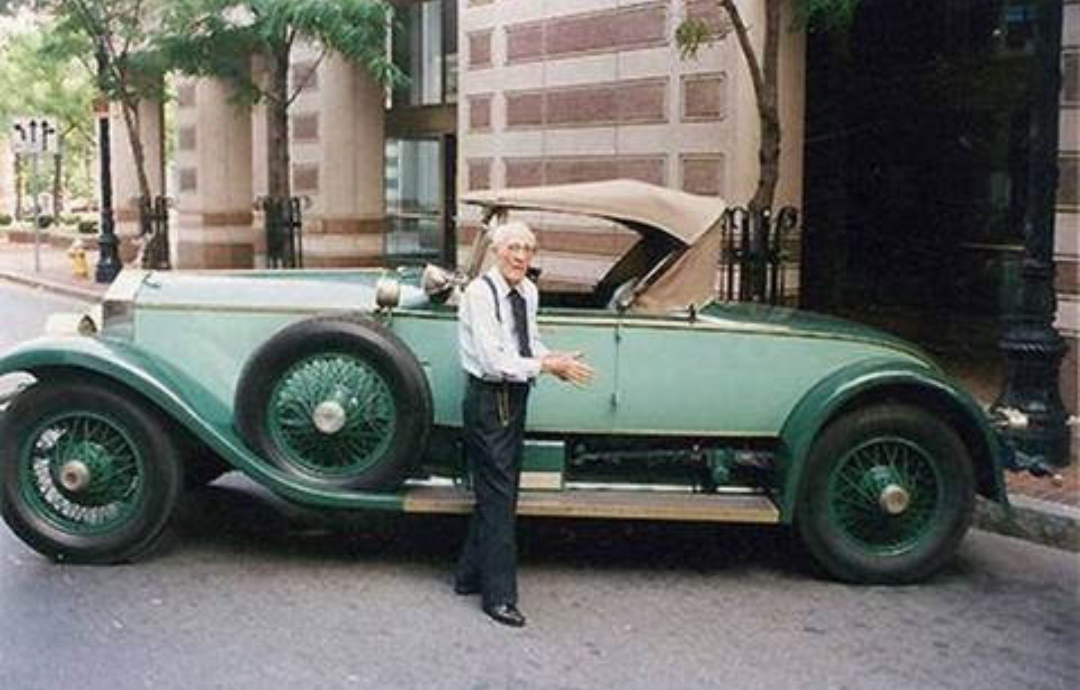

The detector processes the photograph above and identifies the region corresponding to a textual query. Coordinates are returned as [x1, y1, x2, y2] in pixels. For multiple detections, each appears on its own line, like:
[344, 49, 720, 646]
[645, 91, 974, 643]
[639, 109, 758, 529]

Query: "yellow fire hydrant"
[68, 238, 89, 280]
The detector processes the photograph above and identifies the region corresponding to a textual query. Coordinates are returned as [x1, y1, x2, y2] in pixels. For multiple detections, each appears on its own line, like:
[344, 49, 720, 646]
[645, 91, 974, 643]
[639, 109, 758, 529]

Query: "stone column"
[301, 53, 386, 267]
[110, 98, 166, 262]
[173, 77, 255, 268]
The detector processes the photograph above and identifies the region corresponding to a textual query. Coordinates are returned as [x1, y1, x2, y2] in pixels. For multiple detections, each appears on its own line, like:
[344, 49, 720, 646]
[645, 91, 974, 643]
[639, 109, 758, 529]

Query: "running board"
[402, 486, 780, 524]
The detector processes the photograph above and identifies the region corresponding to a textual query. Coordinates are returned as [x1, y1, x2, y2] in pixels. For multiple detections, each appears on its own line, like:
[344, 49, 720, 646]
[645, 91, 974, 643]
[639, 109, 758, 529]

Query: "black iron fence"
[138, 195, 171, 270]
[261, 196, 304, 269]
[718, 206, 799, 305]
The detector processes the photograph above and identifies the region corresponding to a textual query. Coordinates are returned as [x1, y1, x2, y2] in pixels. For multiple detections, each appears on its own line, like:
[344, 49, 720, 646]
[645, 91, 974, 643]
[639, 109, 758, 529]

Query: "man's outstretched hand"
[541, 351, 595, 386]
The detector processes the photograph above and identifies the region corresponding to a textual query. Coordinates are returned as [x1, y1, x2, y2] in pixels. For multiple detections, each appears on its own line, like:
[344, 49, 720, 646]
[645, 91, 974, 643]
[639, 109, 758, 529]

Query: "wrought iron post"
[262, 196, 304, 269]
[93, 40, 120, 284]
[138, 195, 171, 270]
[719, 206, 797, 305]
[992, 0, 1070, 467]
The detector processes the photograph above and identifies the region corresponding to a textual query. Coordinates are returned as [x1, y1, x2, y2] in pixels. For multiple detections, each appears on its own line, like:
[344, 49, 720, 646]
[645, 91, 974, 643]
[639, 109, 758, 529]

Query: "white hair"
[489, 221, 536, 250]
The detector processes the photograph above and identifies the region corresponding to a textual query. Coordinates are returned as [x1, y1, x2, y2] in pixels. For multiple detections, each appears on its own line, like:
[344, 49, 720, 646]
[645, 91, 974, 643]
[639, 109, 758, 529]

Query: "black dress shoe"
[453, 580, 480, 596]
[483, 603, 526, 628]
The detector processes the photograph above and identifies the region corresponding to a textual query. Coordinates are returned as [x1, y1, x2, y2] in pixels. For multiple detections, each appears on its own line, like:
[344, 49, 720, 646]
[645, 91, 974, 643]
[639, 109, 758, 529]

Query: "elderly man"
[455, 221, 593, 627]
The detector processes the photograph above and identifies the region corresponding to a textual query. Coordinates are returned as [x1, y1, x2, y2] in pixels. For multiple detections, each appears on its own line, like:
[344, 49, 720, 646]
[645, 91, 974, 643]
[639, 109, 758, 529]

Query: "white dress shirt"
[459, 267, 549, 382]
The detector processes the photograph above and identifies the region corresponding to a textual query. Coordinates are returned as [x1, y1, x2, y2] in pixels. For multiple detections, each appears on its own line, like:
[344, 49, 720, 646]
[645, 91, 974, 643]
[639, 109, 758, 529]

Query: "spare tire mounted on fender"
[234, 316, 432, 491]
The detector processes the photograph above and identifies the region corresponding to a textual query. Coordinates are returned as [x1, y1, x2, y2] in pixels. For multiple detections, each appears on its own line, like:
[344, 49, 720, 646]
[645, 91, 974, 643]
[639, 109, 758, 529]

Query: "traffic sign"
[9, 116, 60, 155]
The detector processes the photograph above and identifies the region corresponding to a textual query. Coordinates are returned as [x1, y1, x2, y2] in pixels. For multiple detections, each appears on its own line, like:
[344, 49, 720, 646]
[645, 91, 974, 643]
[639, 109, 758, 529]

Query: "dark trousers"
[456, 376, 530, 607]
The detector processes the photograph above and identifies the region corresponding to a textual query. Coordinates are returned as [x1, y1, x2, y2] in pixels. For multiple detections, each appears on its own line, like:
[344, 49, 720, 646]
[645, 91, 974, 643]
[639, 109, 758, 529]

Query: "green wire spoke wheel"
[21, 412, 143, 534]
[268, 353, 397, 478]
[797, 403, 975, 584]
[235, 316, 432, 491]
[0, 380, 182, 564]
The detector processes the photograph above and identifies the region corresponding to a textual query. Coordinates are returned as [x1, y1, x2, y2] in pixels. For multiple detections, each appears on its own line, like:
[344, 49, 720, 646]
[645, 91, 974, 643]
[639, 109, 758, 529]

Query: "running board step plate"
[403, 486, 780, 524]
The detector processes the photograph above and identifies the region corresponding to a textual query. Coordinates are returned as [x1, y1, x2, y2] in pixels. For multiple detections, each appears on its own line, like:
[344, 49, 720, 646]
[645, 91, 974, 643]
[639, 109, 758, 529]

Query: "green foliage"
[0, 214, 13, 226]
[77, 218, 98, 234]
[0, 23, 94, 131]
[156, 0, 404, 104]
[37, 0, 169, 103]
[0, 21, 97, 204]
[675, 17, 713, 62]
[796, 0, 861, 33]
[676, 0, 861, 60]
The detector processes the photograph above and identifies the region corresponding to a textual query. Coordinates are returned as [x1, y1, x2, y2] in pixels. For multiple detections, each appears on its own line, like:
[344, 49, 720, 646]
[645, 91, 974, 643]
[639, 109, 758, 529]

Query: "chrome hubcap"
[59, 460, 91, 493]
[878, 483, 911, 515]
[312, 400, 347, 435]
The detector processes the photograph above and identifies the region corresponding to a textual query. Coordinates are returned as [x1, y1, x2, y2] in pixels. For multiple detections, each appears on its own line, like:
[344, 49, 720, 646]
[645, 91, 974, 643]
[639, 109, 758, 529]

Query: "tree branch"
[719, 0, 766, 116]
[286, 47, 325, 108]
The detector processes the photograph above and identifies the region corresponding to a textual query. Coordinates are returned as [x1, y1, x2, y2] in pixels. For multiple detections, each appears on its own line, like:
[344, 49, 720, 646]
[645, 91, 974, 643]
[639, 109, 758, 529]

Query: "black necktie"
[508, 289, 532, 358]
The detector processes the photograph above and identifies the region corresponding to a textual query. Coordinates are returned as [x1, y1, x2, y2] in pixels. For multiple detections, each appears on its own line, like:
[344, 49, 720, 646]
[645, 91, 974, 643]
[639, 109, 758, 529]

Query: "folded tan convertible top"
[462, 179, 726, 246]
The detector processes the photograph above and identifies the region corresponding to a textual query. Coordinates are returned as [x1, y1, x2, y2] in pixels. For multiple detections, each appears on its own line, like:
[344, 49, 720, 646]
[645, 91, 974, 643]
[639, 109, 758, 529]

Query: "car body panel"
[116, 271, 946, 439]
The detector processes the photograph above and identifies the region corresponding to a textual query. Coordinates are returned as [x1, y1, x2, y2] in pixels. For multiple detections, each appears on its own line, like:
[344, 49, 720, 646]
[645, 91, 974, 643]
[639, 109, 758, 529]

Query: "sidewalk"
[1, 235, 1077, 550]
[0, 234, 108, 302]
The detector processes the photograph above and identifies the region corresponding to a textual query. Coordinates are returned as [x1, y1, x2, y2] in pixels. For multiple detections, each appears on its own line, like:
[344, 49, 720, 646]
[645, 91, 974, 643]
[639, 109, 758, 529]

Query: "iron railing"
[719, 206, 799, 305]
[138, 195, 171, 270]
[261, 196, 304, 269]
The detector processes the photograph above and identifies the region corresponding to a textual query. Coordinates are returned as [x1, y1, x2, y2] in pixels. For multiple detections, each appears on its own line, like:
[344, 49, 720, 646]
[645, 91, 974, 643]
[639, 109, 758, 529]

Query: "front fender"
[776, 357, 1007, 522]
[0, 335, 405, 511]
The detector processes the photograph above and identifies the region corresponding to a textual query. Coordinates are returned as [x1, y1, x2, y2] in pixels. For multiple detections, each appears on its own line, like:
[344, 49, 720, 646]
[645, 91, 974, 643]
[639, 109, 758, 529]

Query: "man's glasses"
[505, 243, 537, 255]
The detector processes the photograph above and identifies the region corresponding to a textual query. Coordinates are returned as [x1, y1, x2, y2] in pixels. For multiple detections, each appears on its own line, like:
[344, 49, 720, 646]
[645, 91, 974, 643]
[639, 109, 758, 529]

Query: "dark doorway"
[802, 0, 1042, 349]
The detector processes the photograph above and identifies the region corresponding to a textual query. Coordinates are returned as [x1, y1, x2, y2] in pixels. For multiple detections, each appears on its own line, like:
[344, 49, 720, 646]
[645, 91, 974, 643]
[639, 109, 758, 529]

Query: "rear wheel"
[0, 380, 182, 563]
[796, 403, 975, 584]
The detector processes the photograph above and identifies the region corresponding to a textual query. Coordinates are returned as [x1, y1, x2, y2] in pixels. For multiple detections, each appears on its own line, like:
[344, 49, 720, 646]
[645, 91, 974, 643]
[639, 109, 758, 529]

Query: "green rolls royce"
[0, 180, 1017, 583]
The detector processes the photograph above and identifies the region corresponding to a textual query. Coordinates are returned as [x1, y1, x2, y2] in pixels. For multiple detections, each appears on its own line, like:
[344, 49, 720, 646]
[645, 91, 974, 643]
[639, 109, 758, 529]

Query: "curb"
[0, 270, 104, 303]
[974, 494, 1080, 552]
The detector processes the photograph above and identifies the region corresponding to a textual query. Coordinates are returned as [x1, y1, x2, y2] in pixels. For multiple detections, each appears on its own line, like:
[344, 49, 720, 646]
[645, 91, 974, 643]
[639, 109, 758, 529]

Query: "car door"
[609, 309, 791, 437]
[525, 307, 618, 434]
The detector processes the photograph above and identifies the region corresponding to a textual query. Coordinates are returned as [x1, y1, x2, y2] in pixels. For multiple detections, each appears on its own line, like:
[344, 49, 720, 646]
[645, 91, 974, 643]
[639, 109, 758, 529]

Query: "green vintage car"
[0, 181, 1014, 582]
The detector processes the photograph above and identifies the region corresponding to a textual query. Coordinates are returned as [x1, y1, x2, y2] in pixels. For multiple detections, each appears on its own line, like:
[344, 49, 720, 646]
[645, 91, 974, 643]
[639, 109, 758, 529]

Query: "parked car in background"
[0, 181, 1019, 583]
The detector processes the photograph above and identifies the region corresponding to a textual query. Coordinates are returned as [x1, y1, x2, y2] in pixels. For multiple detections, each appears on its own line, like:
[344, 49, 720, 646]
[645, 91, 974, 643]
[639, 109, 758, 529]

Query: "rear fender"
[776, 358, 1007, 522]
[0, 336, 405, 511]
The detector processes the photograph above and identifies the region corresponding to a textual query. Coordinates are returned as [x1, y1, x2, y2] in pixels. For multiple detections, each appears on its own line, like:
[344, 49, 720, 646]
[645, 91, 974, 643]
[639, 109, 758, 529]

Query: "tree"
[156, 0, 401, 201]
[677, 0, 859, 211]
[0, 21, 96, 215]
[38, 0, 170, 206]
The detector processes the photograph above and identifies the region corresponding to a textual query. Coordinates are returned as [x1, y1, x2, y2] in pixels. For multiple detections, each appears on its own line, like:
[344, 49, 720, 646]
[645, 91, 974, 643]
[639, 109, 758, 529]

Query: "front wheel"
[0, 380, 182, 564]
[796, 403, 975, 584]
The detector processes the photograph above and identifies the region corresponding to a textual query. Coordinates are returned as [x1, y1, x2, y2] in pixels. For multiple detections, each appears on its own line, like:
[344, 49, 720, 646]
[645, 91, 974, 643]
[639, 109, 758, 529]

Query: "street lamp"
[991, 0, 1070, 469]
[94, 38, 121, 284]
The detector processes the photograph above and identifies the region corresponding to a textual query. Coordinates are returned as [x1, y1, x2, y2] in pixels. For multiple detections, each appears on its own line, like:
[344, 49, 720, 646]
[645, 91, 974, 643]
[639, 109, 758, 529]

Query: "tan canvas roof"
[462, 180, 726, 245]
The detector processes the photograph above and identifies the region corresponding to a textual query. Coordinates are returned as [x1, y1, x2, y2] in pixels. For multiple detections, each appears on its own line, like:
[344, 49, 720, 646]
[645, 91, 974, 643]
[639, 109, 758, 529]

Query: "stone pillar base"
[174, 212, 256, 269]
[296, 216, 386, 268]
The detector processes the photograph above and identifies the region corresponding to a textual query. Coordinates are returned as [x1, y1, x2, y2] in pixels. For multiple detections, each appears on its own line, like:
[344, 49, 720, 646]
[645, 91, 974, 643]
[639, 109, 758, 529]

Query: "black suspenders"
[482, 275, 501, 323]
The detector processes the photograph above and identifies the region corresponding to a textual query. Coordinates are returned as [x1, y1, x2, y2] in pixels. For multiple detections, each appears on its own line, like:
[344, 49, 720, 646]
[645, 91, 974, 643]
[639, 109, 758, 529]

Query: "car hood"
[125, 269, 430, 312]
[698, 302, 938, 368]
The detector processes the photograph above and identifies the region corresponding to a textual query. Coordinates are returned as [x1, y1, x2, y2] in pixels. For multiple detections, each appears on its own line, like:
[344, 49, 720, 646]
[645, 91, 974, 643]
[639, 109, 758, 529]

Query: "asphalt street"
[0, 282, 1078, 690]
[0, 282, 85, 399]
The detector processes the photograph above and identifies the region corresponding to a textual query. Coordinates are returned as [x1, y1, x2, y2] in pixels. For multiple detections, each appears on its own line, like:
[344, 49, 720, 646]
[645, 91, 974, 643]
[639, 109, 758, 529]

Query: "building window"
[392, 0, 458, 107]
[385, 138, 444, 262]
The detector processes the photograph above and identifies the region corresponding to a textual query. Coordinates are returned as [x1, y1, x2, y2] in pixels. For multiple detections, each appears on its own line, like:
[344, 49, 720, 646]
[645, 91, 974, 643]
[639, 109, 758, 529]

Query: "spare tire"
[234, 316, 432, 491]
